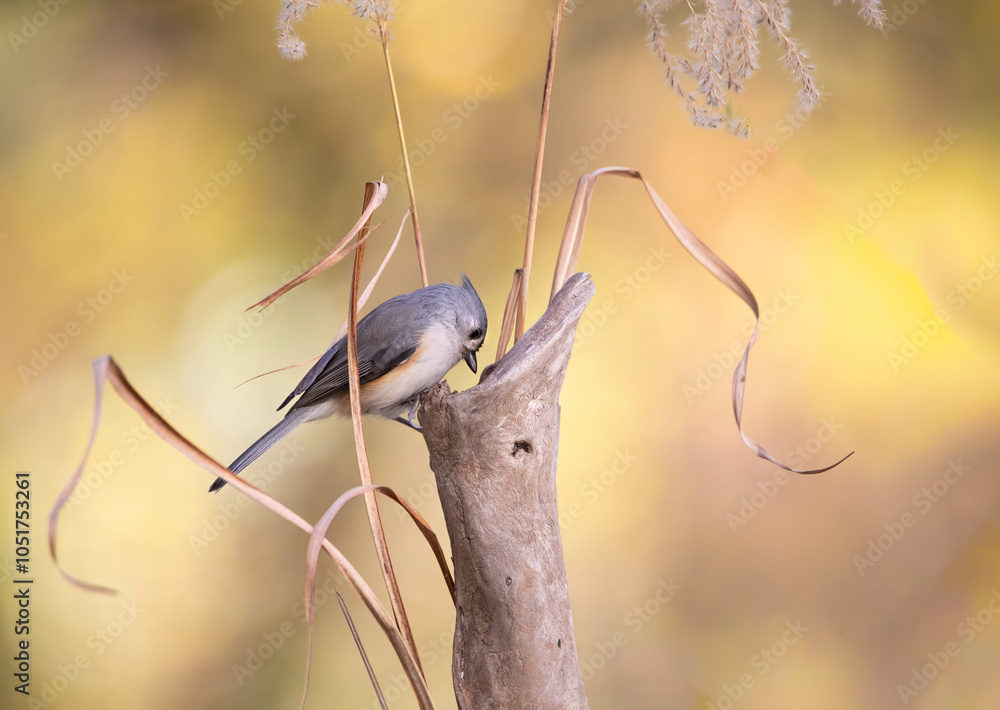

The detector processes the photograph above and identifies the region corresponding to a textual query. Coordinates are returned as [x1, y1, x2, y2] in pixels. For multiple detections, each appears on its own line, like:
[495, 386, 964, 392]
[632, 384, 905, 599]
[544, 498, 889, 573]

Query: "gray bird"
[209, 275, 487, 492]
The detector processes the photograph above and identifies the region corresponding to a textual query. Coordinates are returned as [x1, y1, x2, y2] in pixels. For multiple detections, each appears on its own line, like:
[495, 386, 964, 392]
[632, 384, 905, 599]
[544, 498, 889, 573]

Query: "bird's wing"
[283, 294, 427, 411]
[276, 341, 343, 411]
[288, 341, 417, 410]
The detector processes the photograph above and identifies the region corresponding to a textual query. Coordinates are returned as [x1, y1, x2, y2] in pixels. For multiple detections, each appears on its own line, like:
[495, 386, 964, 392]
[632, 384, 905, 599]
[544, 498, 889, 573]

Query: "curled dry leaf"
[333, 208, 409, 343]
[248, 181, 388, 311]
[300, 484, 455, 710]
[235, 208, 410, 390]
[49, 354, 436, 710]
[47, 356, 119, 596]
[550, 166, 852, 475]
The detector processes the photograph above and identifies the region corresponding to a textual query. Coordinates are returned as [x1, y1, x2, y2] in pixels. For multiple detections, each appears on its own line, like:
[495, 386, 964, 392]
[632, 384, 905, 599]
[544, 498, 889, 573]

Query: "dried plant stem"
[49, 355, 435, 709]
[379, 25, 428, 288]
[347, 182, 424, 676]
[494, 268, 523, 363]
[238, 208, 408, 389]
[337, 591, 389, 710]
[248, 182, 389, 310]
[515, 0, 568, 342]
[303, 484, 453, 710]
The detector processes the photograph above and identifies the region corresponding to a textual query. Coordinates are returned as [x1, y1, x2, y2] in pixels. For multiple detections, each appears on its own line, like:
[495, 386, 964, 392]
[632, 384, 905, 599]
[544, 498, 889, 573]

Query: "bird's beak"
[464, 349, 478, 373]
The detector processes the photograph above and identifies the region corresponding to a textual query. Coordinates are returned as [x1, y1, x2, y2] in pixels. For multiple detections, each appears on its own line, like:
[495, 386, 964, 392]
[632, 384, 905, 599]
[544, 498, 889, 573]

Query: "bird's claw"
[394, 395, 422, 430]
[407, 395, 422, 430]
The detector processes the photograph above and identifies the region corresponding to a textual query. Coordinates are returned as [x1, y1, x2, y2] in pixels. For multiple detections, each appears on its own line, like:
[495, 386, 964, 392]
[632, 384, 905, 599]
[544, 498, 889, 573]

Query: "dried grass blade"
[301, 483, 456, 710]
[305, 485, 454, 618]
[549, 173, 598, 302]
[337, 591, 388, 710]
[494, 268, 523, 363]
[51, 354, 434, 710]
[249, 221, 379, 312]
[380, 35, 428, 288]
[549, 166, 853, 474]
[237, 209, 409, 389]
[331, 208, 410, 344]
[516, 0, 570, 342]
[48, 357, 119, 595]
[347, 184, 424, 677]
[235, 354, 322, 389]
[248, 181, 389, 311]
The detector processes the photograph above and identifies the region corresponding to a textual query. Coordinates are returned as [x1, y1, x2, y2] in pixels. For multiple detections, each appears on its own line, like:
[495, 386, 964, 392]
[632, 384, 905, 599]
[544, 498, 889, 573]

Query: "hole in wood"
[513, 440, 533, 455]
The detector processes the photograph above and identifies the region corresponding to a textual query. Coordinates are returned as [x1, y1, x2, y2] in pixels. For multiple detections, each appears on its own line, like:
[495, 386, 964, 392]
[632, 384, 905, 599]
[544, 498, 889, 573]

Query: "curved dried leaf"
[550, 166, 852, 475]
[50, 354, 435, 710]
[47, 357, 119, 596]
[248, 181, 389, 311]
[331, 207, 409, 344]
[301, 484, 455, 710]
[235, 208, 410, 390]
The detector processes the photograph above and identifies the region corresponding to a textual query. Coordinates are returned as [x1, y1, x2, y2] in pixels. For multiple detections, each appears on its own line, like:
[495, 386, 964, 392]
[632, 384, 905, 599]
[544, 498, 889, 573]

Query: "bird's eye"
[469, 328, 482, 340]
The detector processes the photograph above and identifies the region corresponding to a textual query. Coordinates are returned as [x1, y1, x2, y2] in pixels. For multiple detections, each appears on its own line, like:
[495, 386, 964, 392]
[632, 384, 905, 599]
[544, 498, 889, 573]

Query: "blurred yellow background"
[2, 1, 999, 708]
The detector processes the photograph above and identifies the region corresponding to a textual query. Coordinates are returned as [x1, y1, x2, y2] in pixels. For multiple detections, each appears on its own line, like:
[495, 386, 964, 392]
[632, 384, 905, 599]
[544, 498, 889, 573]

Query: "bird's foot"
[394, 395, 422, 430]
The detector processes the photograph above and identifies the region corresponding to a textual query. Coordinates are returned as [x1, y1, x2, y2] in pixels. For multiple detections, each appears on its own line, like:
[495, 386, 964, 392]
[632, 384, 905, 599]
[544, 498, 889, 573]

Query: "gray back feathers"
[283, 277, 486, 412]
[209, 276, 487, 493]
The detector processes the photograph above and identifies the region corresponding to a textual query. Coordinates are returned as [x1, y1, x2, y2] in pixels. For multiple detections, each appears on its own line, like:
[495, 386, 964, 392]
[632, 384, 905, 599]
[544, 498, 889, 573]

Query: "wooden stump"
[420, 272, 594, 710]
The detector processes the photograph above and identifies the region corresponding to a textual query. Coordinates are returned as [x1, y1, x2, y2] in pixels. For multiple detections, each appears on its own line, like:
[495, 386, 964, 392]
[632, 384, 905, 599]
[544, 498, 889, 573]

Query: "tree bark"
[420, 272, 595, 710]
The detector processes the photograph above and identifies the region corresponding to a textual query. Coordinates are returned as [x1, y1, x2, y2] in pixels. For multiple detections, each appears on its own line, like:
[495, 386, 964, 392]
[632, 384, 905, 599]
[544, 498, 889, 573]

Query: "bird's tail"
[209, 408, 311, 492]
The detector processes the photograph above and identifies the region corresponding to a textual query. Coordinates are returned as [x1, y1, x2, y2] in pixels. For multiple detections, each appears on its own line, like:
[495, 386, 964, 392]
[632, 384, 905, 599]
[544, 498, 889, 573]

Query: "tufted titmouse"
[209, 275, 488, 492]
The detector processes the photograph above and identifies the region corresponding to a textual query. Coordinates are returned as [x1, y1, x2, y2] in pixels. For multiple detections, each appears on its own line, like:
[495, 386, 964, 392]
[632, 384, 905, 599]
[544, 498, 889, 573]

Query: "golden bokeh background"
[2, 1, 999, 708]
